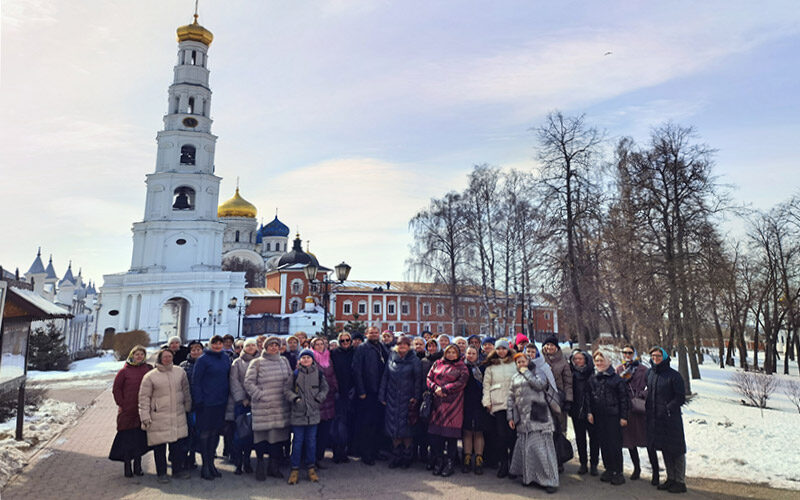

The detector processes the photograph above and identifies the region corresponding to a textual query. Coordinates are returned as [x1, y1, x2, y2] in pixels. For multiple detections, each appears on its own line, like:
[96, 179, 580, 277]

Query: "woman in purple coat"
[617, 344, 660, 483]
[311, 337, 338, 467]
[110, 345, 152, 477]
[426, 344, 469, 477]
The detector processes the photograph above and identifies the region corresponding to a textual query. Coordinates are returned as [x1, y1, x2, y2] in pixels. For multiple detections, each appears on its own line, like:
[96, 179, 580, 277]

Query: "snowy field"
[27, 352, 123, 385]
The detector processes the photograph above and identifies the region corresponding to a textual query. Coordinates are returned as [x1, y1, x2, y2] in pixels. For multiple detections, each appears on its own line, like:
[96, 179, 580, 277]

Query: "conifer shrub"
[27, 321, 71, 371]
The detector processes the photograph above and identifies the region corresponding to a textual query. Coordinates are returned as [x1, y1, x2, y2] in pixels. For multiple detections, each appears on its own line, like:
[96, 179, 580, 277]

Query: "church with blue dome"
[216, 186, 292, 286]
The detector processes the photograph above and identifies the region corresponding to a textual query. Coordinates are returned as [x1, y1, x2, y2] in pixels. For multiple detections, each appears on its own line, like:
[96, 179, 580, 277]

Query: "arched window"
[291, 279, 303, 295]
[191, 50, 197, 65]
[290, 298, 301, 313]
[188, 97, 195, 114]
[172, 186, 195, 210]
[266, 242, 271, 251]
[235, 230, 240, 242]
[180, 145, 196, 165]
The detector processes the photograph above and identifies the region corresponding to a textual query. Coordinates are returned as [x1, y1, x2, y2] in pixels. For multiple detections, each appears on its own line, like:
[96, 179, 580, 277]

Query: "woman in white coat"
[138, 349, 192, 483]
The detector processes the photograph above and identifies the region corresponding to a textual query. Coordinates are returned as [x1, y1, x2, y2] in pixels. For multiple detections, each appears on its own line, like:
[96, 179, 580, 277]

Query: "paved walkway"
[2, 386, 796, 500]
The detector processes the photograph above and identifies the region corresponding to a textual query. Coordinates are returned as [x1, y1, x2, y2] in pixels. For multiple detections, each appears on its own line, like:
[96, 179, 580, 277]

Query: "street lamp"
[92, 300, 102, 350]
[209, 308, 223, 337]
[304, 261, 351, 338]
[228, 296, 252, 339]
[196, 316, 208, 342]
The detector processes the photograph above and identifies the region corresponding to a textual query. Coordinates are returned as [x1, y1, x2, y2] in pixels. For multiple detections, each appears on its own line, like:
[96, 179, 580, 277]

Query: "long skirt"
[108, 428, 149, 462]
[509, 429, 559, 487]
[622, 411, 647, 448]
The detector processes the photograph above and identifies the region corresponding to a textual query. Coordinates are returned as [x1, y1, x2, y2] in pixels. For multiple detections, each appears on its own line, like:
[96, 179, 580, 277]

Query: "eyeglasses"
[622, 351, 634, 355]
[340, 338, 351, 343]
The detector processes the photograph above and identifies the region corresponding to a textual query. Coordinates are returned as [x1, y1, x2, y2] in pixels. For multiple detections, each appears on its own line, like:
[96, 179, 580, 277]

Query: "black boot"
[234, 453, 243, 475]
[440, 457, 455, 477]
[133, 456, 143, 476]
[497, 459, 509, 478]
[630, 448, 641, 480]
[267, 457, 284, 478]
[199, 437, 215, 481]
[577, 463, 588, 475]
[401, 445, 414, 468]
[243, 455, 253, 474]
[389, 445, 403, 469]
[255, 457, 267, 481]
[124, 460, 133, 478]
[590, 463, 599, 476]
[432, 457, 444, 476]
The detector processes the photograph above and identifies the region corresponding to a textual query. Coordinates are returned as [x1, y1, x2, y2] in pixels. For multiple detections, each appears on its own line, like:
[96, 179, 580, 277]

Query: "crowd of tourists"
[110, 328, 688, 494]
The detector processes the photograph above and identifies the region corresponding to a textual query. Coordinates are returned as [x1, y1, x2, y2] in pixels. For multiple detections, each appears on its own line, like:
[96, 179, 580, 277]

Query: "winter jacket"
[646, 359, 686, 454]
[282, 349, 298, 371]
[226, 351, 256, 420]
[352, 340, 388, 396]
[481, 357, 517, 414]
[587, 366, 629, 419]
[192, 349, 231, 409]
[379, 349, 423, 438]
[113, 363, 152, 431]
[317, 359, 339, 421]
[617, 360, 648, 447]
[568, 351, 594, 421]
[330, 346, 355, 399]
[506, 366, 554, 433]
[284, 362, 329, 426]
[179, 356, 198, 390]
[543, 348, 573, 404]
[244, 351, 292, 431]
[426, 357, 469, 438]
[138, 363, 192, 446]
[160, 343, 190, 366]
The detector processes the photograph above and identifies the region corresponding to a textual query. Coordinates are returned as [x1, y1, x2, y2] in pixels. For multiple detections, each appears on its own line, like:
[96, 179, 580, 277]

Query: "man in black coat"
[646, 347, 687, 494]
[330, 331, 357, 462]
[351, 326, 388, 465]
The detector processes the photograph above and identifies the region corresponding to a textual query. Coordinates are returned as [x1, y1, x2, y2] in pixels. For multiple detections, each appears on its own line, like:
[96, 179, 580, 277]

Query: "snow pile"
[0, 399, 80, 488]
[682, 363, 800, 490]
[27, 352, 123, 383]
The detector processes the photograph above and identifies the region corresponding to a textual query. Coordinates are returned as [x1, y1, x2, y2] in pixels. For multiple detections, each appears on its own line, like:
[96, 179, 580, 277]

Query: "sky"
[1, 0, 799, 287]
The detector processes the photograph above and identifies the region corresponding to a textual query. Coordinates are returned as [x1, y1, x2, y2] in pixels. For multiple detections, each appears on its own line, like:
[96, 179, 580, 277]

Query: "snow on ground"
[27, 352, 123, 384]
[0, 399, 80, 488]
[680, 362, 800, 490]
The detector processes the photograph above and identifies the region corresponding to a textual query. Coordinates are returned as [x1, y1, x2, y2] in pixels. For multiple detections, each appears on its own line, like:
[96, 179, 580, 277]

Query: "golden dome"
[218, 188, 257, 218]
[177, 15, 214, 46]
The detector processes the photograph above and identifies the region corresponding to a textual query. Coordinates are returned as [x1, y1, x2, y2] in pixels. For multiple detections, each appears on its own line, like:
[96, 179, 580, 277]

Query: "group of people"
[110, 328, 688, 494]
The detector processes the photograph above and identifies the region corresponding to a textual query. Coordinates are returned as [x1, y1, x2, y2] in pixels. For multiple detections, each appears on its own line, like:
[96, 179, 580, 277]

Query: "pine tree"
[28, 321, 71, 371]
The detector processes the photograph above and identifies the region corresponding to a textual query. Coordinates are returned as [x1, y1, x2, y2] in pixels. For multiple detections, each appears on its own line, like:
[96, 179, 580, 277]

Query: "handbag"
[530, 401, 550, 423]
[234, 410, 253, 443]
[419, 391, 433, 421]
[631, 396, 646, 414]
[554, 431, 574, 465]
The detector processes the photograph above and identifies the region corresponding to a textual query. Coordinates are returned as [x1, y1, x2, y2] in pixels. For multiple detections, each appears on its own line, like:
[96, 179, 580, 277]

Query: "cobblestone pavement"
[2, 385, 796, 500]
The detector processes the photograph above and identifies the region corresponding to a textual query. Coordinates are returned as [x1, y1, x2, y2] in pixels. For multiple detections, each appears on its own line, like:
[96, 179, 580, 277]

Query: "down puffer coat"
[113, 362, 152, 431]
[506, 366, 553, 433]
[284, 362, 329, 426]
[569, 350, 594, 421]
[226, 351, 256, 420]
[244, 351, 292, 432]
[481, 356, 517, 414]
[587, 366, 629, 419]
[646, 358, 686, 455]
[379, 349, 423, 439]
[426, 356, 469, 438]
[138, 363, 192, 446]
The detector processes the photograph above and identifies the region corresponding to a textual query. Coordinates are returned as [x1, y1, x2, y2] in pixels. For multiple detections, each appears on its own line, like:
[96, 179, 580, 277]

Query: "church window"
[191, 50, 197, 65]
[188, 97, 195, 114]
[357, 301, 367, 315]
[343, 301, 352, 315]
[436, 303, 444, 316]
[176, 239, 186, 245]
[373, 302, 381, 315]
[291, 279, 303, 295]
[172, 186, 195, 210]
[437, 324, 444, 334]
[469, 306, 476, 317]
[401, 302, 409, 315]
[422, 303, 430, 316]
[173, 96, 180, 114]
[265, 242, 271, 251]
[180, 145, 196, 165]
[290, 298, 301, 313]
[387, 302, 395, 315]
[235, 230, 240, 242]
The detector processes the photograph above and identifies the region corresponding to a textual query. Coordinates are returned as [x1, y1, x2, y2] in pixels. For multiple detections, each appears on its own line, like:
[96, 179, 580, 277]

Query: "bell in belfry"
[173, 191, 191, 209]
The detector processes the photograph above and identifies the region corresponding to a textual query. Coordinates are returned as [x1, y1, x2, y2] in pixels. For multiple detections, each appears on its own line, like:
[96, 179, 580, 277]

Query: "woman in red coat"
[109, 345, 152, 477]
[426, 344, 469, 477]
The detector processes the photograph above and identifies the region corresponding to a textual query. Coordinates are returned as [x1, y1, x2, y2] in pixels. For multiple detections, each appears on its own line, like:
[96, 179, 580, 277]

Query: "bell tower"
[131, 13, 224, 273]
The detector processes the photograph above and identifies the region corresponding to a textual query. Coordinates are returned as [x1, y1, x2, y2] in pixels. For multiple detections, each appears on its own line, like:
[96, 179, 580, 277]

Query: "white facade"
[99, 21, 245, 345]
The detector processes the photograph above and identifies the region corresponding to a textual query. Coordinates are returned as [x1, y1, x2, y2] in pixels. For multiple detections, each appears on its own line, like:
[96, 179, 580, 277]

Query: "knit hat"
[167, 336, 182, 345]
[187, 340, 203, 350]
[543, 335, 559, 348]
[482, 337, 496, 345]
[243, 337, 258, 348]
[513, 352, 528, 362]
[287, 335, 299, 344]
[265, 336, 281, 347]
[514, 333, 529, 346]
[352, 333, 365, 342]
[495, 338, 510, 350]
[299, 348, 315, 359]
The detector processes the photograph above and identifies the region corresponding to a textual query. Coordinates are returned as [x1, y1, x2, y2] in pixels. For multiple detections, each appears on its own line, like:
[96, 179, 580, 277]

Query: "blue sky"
[1, 0, 798, 285]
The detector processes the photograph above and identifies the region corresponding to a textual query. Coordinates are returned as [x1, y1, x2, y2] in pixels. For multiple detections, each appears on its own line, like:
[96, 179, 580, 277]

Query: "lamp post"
[196, 316, 208, 342]
[228, 296, 252, 339]
[304, 261, 352, 339]
[209, 309, 223, 337]
[92, 300, 102, 350]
